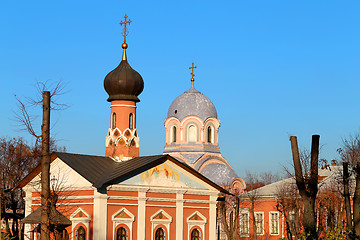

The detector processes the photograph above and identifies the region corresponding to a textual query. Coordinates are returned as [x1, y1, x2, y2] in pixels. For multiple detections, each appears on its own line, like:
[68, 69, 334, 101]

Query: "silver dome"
[200, 163, 238, 186]
[167, 86, 217, 122]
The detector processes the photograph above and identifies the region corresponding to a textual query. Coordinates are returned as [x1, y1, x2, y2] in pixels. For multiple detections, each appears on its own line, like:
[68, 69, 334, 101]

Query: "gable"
[25, 157, 92, 190]
[114, 159, 219, 191]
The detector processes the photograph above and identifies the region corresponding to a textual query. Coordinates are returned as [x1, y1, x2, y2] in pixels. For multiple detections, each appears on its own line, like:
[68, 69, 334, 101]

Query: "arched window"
[171, 126, 177, 143]
[207, 126, 213, 143]
[155, 228, 165, 240]
[129, 113, 134, 129]
[188, 125, 197, 142]
[116, 227, 127, 240]
[112, 113, 116, 129]
[191, 228, 200, 240]
[76, 226, 86, 240]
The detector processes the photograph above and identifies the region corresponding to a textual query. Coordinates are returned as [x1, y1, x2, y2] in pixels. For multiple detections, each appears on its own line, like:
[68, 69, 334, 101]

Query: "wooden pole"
[40, 91, 50, 240]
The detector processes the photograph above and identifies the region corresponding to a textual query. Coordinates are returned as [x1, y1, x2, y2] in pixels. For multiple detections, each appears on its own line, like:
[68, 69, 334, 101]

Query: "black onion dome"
[104, 59, 144, 102]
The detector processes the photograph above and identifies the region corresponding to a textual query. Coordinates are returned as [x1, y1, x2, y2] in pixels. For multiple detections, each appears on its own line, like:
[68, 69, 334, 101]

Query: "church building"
[18, 16, 243, 240]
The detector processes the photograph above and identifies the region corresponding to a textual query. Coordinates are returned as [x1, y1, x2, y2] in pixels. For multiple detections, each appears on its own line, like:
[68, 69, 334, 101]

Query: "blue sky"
[1, 1, 360, 177]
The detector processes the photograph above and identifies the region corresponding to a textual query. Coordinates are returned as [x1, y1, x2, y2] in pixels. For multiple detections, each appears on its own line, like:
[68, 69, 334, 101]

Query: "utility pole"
[40, 91, 51, 240]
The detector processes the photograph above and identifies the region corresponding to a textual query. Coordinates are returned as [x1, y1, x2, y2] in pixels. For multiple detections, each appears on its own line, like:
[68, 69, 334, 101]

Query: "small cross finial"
[120, 14, 132, 43]
[189, 62, 197, 87]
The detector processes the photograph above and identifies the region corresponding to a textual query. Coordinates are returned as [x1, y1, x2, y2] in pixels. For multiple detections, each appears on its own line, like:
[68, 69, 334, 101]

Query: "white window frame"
[112, 208, 135, 240]
[254, 212, 264, 235]
[150, 209, 172, 240]
[187, 211, 207, 240]
[269, 211, 280, 235]
[70, 207, 91, 240]
[239, 208, 249, 237]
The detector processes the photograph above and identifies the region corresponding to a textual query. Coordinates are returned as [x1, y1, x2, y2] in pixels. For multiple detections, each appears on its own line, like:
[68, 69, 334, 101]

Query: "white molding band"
[111, 104, 137, 108]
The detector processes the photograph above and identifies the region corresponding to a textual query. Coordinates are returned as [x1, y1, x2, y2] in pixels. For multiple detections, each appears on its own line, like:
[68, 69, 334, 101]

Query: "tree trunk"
[343, 162, 352, 232]
[0, 190, 2, 240]
[290, 135, 319, 240]
[353, 161, 360, 236]
[251, 200, 257, 240]
[41, 91, 51, 240]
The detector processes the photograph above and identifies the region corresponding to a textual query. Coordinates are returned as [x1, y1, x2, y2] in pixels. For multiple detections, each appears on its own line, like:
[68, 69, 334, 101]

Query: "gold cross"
[189, 62, 197, 86]
[120, 14, 132, 43]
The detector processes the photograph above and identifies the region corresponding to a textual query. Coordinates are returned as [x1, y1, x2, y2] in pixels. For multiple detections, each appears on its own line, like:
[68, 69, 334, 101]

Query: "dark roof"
[17, 152, 229, 194]
[21, 206, 71, 226]
[54, 152, 167, 188]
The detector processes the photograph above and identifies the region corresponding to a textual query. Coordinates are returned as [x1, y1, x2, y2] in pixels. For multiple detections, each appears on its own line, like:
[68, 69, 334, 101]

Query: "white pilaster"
[93, 189, 108, 239]
[176, 192, 184, 240]
[138, 190, 147, 240]
[209, 194, 218, 240]
[23, 188, 32, 240]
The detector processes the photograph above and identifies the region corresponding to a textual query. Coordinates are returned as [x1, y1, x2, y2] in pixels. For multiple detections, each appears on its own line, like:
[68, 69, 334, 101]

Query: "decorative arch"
[187, 211, 207, 240]
[70, 208, 91, 240]
[151, 210, 172, 240]
[115, 226, 128, 240]
[112, 208, 135, 240]
[190, 227, 201, 240]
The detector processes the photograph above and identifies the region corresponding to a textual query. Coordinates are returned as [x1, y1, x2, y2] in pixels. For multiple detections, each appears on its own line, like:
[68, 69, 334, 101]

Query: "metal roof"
[21, 205, 71, 226]
[17, 152, 228, 194]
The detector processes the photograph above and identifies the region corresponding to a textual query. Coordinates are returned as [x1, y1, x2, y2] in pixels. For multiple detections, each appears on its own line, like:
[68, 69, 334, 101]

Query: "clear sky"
[1, 1, 360, 177]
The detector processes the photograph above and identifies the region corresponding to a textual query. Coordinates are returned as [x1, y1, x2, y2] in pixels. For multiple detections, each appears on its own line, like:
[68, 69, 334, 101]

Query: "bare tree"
[338, 134, 360, 238]
[290, 135, 319, 240]
[14, 81, 67, 240]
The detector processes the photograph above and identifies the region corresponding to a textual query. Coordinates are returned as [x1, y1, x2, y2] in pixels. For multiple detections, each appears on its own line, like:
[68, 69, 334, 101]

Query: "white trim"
[176, 193, 184, 240]
[209, 195, 217, 240]
[70, 207, 91, 240]
[187, 211, 207, 240]
[138, 191, 146, 240]
[112, 208, 135, 240]
[239, 208, 250, 237]
[32, 202, 94, 206]
[254, 211, 264, 235]
[93, 190, 108, 239]
[269, 211, 280, 235]
[111, 104, 137, 108]
[23, 189, 32, 240]
[151, 209, 172, 240]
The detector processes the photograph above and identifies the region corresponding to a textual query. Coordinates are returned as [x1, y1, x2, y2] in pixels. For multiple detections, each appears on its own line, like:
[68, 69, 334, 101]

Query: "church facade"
[17, 16, 242, 240]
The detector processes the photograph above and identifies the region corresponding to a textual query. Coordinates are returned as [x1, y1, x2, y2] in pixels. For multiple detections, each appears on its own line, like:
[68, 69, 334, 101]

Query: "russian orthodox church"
[18, 16, 243, 240]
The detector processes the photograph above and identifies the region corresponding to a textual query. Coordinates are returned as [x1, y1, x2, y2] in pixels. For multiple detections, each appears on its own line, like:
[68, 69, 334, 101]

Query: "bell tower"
[103, 15, 144, 160]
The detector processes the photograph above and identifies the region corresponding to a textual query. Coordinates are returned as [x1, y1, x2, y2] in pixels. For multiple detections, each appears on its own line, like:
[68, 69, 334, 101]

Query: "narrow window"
[171, 126, 177, 143]
[116, 227, 127, 240]
[112, 113, 116, 129]
[191, 228, 200, 240]
[188, 125, 197, 142]
[155, 228, 165, 240]
[129, 113, 134, 129]
[240, 212, 249, 235]
[207, 126, 213, 143]
[255, 212, 264, 235]
[270, 212, 279, 235]
[76, 226, 86, 240]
